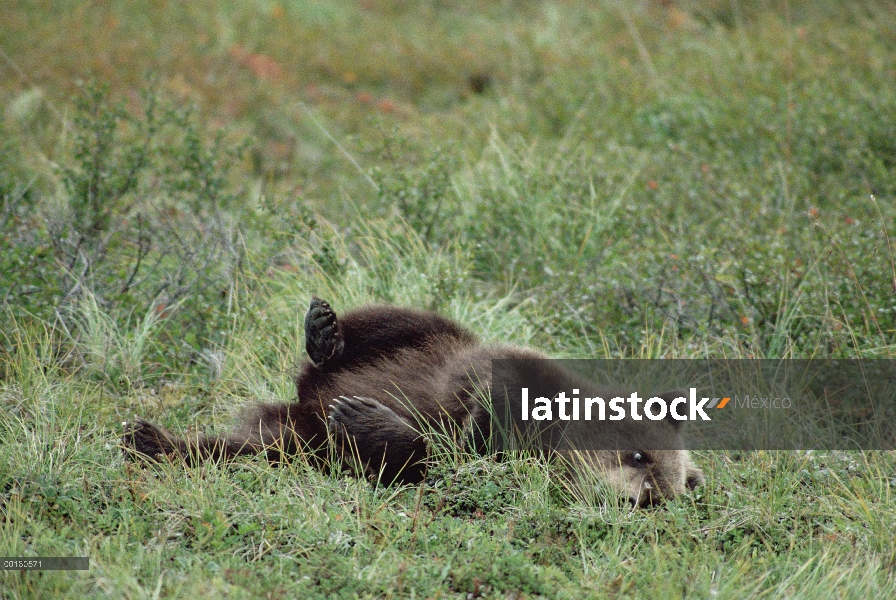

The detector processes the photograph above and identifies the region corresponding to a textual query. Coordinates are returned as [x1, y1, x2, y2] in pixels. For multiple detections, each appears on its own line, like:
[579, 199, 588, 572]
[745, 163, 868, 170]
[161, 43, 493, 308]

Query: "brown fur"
[123, 299, 704, 507]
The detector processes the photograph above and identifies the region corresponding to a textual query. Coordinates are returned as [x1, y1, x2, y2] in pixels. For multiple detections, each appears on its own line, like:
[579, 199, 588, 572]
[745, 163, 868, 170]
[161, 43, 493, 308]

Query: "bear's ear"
[654, 388, 689, 431]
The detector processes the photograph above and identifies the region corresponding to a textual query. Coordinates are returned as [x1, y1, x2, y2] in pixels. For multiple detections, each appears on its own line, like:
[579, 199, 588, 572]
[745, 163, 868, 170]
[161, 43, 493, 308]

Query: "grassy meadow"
[2, 0, 896, 597]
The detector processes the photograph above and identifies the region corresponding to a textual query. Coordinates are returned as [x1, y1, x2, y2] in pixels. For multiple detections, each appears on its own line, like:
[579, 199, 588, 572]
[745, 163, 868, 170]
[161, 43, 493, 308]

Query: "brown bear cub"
[123, 298, 704, 507]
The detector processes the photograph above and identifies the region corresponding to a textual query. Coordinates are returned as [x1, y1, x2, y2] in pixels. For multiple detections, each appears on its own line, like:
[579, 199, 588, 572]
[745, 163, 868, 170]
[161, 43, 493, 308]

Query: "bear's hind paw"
[305, 298, 344, 367]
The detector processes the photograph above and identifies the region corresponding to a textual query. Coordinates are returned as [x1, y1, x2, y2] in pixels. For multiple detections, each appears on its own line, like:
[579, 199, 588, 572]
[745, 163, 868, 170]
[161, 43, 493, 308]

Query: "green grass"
[2, 0, 896, 597]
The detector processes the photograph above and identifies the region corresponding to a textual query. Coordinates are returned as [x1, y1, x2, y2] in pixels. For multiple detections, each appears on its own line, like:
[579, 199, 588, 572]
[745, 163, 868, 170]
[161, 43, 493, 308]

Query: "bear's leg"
[122, 418, 268, 465]
[302, 298, 477, 373]
[327, 395, 428, 485]
[121, 418, 185, 461]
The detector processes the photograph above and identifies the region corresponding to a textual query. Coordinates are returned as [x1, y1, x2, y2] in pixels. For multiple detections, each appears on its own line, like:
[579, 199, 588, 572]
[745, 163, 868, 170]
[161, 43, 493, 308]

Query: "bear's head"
[551, 390, 705, 507]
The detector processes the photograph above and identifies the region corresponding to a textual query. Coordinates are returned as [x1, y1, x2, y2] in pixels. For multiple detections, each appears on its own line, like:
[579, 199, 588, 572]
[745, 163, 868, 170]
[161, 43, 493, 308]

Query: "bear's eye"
[631, 451, 647, 464]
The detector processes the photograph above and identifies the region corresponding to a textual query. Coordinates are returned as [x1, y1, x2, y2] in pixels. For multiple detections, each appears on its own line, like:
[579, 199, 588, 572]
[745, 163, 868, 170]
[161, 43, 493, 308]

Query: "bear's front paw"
[121, 418, 178, 462]
[686, 466, 705, 490]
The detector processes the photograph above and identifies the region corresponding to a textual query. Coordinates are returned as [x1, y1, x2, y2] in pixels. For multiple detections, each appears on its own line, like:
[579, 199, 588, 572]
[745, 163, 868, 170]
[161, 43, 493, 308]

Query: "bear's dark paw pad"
[121, 418, 176, 462]
[305, 298, 344, 367]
